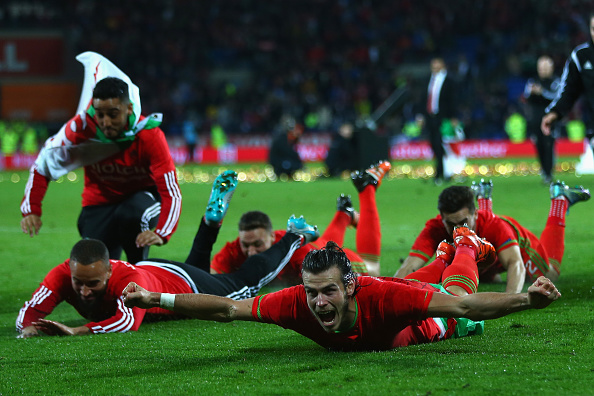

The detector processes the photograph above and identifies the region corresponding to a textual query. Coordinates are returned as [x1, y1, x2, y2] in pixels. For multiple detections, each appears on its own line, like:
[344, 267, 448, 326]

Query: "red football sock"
[356, 186, 381, 264]
[314, 211, 350, 248]
[442, 246, 479, 294]
[405, 258, 446, 283]
[547, 197, 567, 226]
[454, 244, 475, 259]
[539, 197, 567, 274]
[477, 197, 492, 213]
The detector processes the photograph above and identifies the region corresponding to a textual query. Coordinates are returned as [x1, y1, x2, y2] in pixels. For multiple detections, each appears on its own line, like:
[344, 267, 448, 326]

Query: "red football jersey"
[252, 276, 455, 351]
[409, 210, 520, 279]
[16, 260, 194, 334]
[20, 114, 181, 242]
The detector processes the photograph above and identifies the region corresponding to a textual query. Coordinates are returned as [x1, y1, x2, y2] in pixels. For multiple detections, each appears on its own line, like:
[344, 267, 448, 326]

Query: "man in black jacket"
[542, 13, 594, 139]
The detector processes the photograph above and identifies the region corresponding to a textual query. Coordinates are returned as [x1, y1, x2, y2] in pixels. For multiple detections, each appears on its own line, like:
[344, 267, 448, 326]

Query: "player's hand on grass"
[527, 276, 561, 309]
[21, 214, 42, 237]
[136, 230, 164, 248]
[32, 319, 74, 336]
[123, 282, 156, 309]
[17, 325, 40, 338]
[31, 319, 90, 336]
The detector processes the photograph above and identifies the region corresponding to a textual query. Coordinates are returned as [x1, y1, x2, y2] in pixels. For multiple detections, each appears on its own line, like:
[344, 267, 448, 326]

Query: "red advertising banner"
[0, 35, 64, 77]
[0, 139, 587, 170]
[168, 139, 585, 165]
[390, 140, 584, 160]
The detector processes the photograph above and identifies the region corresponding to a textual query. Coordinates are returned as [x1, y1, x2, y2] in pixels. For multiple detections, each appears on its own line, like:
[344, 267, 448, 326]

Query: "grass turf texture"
[1, 163, 593, 395]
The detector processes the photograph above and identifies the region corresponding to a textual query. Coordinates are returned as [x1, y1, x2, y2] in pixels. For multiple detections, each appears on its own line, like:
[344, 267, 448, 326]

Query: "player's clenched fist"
[527, 276, 561, 309]
[123, 282, 155, 309]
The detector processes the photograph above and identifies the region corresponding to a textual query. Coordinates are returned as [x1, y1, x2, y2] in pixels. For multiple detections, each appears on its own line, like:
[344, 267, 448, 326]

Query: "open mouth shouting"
[317, 310, 337, 327]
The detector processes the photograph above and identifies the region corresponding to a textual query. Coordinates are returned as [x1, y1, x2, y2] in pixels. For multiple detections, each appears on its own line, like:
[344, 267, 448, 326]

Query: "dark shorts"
[78, 190, 160, 263]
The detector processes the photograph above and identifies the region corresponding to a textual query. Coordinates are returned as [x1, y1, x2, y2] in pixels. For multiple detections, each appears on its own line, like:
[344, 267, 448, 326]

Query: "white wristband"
[159, 293, 176, 310]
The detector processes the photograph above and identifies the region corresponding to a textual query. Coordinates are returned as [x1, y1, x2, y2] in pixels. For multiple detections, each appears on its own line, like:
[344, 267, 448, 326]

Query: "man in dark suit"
[418, 57, 459, 184]
[325, 122, 357, 177]
[523, 55, 560, 184]
[268, 117, 304, 178]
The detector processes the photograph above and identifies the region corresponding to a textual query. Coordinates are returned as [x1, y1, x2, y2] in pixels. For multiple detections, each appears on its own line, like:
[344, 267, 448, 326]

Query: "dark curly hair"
[437, 186, 475, 214]
[301, 241, 357, 288]
[93, 77, 129, 103]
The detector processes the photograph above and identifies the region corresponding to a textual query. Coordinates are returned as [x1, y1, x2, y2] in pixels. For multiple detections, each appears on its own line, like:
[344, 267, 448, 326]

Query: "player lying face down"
[122, 241, 561, 351]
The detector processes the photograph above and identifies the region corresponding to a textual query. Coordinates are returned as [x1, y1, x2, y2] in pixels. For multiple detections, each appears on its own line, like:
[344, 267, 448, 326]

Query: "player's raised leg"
[351, 160, 391, 276]
[205, 170, 239, 226]
[539, 180, 590, 279]
[443, 224, 495, 296]
[405, 240, 455, 284]
[314, 194, 356, 248]
[184, 171, 238, 271]
[471, 178, 493, 213]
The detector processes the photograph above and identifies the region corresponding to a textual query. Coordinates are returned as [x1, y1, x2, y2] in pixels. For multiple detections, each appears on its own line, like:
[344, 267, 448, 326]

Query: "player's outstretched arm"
[122, 282, 256, 322]
[525, 276, 562, 309]
[427, 276, 561, 321]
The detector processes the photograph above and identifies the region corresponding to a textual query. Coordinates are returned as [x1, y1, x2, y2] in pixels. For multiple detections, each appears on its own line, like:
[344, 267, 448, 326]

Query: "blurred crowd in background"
[1, 0, 593, 146]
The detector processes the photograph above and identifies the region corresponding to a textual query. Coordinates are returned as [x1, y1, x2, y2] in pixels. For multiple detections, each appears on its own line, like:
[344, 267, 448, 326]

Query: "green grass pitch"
[1, 162, 593, 395]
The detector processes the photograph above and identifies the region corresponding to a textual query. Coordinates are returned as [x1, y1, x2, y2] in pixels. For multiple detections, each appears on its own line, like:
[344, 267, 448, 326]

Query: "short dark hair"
[238, 211, 273, 232]
[92, 77, 129, 102]
[301, 241, 356, 288]
[437, 186, 476, 214]
[70, 239, 109, 266]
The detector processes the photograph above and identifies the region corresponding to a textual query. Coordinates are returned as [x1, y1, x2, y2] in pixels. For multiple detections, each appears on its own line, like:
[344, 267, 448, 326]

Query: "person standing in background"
[542, 13, 594, 140]
[268, 117, 304, 178]
[325, 122, 357, 177]
[523, 55, 560, 183]
[183, 111, 200, 164]
[418, 57, 459, 185]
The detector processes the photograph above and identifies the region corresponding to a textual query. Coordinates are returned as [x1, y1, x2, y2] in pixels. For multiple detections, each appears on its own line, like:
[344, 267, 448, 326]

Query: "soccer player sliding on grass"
[395, 180, 590, 293]
[123, 225, 561, 351]
[210, 160, 391, 282]
[16, 171, 319, 337]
